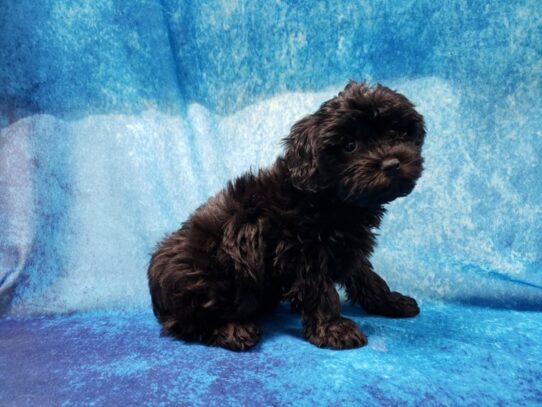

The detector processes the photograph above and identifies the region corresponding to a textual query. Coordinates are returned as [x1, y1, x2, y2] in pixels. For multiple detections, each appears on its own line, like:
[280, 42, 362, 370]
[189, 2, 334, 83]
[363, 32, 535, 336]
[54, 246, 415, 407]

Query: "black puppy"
[148, 81, 425, 351]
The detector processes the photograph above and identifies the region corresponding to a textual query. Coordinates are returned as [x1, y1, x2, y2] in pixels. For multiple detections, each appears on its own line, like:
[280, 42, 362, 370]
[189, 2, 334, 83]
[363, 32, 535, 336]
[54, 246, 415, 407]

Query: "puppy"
[148, 81, 425, 351]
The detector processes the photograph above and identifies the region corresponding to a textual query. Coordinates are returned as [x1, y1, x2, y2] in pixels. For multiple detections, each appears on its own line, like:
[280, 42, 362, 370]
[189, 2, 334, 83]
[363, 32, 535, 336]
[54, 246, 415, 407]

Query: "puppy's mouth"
[337, 151, 422, 207]
[339, 179, 416, 207]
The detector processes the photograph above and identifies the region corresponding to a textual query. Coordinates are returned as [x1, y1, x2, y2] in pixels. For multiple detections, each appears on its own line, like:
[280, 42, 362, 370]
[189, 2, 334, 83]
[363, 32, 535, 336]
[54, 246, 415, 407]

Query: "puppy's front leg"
[345, 257, 420, 318]
[297, 276, 367, 349]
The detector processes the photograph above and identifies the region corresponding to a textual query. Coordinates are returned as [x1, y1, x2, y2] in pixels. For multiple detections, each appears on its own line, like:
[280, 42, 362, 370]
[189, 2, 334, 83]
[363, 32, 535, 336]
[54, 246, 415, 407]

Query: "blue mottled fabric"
[1, 0, 541, 405]
[1, 303, 542, 405]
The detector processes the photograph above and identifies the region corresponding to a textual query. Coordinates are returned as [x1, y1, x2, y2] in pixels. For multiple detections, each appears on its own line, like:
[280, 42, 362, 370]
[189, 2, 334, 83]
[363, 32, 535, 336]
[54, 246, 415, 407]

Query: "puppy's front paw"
[304, 317, 367, 350]
[383, 292, 420, 318]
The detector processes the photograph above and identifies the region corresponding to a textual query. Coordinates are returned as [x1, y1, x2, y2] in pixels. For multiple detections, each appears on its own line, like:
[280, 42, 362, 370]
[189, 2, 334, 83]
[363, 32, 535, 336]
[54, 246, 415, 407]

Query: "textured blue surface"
[1, 303, 541, 406]
[1, 0, 541, 405]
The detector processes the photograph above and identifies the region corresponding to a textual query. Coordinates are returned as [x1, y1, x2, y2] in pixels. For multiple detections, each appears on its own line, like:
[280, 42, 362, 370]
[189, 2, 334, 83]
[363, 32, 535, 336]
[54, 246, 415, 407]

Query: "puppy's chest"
[271, 215, 372, 280]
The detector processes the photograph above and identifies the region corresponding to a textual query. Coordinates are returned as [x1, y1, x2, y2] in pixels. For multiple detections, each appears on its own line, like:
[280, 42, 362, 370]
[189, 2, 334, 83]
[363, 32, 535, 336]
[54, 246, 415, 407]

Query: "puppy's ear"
[283, 115, 322, 192]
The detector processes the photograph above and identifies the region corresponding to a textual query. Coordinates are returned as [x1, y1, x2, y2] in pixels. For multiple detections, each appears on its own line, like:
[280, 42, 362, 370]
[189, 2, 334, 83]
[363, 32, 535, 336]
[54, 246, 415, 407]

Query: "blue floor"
[1, 302, 541, 406]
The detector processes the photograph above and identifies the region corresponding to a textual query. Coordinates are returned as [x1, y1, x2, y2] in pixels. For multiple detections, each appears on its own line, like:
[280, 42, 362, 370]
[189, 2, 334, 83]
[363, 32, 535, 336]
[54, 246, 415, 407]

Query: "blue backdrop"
[1, 1, 541, 405]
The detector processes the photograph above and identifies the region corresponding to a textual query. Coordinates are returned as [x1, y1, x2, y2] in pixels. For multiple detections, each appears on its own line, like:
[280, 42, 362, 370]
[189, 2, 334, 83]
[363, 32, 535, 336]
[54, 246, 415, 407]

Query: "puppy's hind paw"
[304, 317, 367, 350]
[208, 322, 262, 351]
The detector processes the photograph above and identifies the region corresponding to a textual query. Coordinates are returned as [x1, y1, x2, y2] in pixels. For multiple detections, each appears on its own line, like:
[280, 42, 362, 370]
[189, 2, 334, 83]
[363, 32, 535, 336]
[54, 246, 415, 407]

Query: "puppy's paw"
[382, 292, 420, 318]
[209, 322, 262, 351]
[304, 317, 367, 350]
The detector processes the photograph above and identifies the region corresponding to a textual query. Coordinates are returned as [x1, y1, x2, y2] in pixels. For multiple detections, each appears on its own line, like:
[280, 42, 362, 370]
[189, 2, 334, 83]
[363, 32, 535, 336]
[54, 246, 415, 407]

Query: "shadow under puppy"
[148, 81, 425, 351]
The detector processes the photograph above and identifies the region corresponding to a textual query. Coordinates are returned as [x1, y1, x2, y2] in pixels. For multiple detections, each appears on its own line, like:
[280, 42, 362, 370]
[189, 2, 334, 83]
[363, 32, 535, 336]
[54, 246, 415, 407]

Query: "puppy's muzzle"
[381, 158, 401, 177]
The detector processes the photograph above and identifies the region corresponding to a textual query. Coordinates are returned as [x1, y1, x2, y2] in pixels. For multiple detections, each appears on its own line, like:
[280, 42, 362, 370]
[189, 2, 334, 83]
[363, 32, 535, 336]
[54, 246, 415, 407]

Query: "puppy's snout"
[381, 158, 401, 176]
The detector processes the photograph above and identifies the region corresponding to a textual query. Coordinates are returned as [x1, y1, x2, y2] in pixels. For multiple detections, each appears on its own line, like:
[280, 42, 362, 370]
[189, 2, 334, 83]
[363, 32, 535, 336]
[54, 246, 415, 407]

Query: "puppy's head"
[283, 81, 425, 207]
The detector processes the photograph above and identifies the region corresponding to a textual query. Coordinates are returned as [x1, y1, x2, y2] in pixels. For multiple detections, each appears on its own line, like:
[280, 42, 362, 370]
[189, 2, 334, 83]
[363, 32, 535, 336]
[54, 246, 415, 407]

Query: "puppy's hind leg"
[159, 301, 263, 351]
[205, 321, 262, 351]
[149, 217, 267, 351]
[155, 268, 264, 351]
[345, 258, 420, 318]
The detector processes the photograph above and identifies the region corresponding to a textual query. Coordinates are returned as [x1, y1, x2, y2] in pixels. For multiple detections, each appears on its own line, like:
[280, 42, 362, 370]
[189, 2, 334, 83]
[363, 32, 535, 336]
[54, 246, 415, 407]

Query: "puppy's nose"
[381, 158, 401, 175]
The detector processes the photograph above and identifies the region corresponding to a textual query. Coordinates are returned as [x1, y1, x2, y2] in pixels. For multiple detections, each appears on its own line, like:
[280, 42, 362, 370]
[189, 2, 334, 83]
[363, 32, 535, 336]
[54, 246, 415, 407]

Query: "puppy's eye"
[343, 141, 357, 153]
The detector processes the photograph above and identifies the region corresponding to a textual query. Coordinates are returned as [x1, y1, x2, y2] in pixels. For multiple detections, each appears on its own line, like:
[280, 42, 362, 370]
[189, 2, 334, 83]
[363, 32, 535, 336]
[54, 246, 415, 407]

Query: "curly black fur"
[148, 81, 425, 351]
